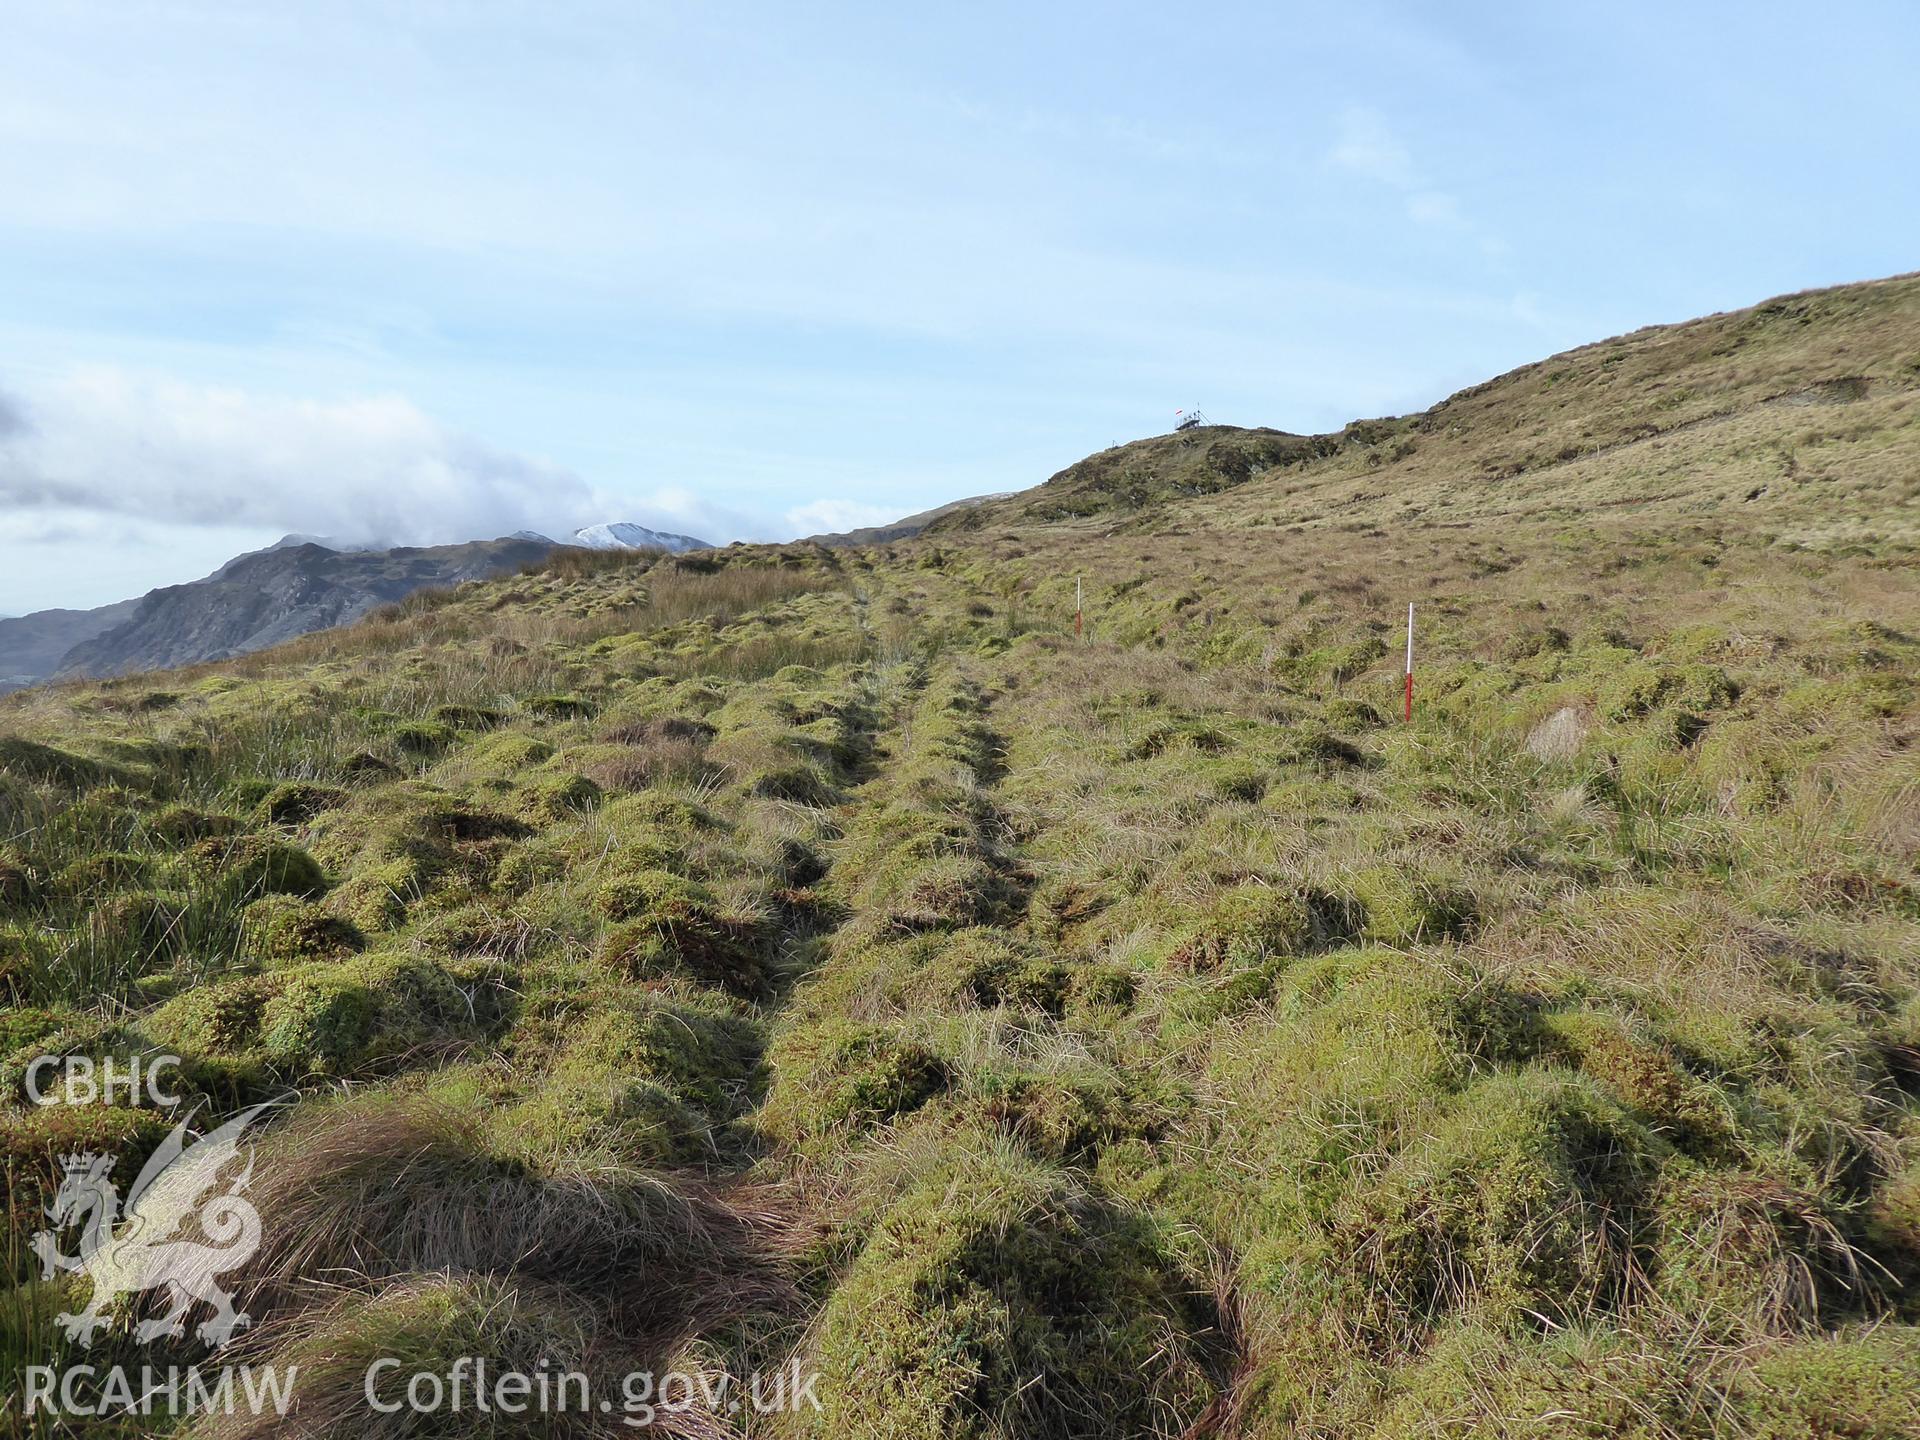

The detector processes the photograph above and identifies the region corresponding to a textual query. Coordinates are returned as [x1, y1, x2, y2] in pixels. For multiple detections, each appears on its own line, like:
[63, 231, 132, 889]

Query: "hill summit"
[942, 270, 1920, 547]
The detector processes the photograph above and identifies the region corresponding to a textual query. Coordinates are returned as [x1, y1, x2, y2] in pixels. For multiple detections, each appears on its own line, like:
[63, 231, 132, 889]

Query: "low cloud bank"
[0, 368, 608, 546]
[0, 367, 918, 611]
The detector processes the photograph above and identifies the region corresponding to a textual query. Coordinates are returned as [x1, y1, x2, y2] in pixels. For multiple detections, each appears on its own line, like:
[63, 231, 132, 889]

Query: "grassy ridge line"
[934, 272, 1920, 545]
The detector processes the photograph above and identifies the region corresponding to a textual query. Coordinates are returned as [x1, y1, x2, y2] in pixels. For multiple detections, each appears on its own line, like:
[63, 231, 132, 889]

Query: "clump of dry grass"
[195, 1273, 735, 1440]
[236, 1095, 796, 1347]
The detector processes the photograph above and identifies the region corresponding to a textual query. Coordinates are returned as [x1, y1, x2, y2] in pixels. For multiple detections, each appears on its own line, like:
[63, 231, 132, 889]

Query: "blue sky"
[2, 0, 1916, 611]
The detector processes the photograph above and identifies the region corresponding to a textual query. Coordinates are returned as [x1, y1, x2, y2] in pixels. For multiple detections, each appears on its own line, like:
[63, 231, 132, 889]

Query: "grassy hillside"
[941, 272, 1920, 544]
[2, 278, 1919, 1438]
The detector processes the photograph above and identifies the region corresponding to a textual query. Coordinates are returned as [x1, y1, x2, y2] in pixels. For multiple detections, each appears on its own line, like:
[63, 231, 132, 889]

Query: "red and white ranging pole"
[1075, 576, 1083, 641]
[1404, 602, 1415, 723]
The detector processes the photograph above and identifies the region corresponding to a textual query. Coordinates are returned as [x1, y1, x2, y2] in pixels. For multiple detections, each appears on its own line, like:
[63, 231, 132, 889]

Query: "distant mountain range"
[0, 600, 142, 689]
[0, 496, 1000, 694]
[0, 521, 712, 691]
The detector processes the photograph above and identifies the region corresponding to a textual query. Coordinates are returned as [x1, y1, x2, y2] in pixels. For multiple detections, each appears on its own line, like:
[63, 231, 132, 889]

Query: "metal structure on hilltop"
[1173, 408, 1209, 432]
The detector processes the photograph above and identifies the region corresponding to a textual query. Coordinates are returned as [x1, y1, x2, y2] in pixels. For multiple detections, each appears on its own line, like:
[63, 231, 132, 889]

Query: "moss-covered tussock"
[147, 949, 510, 1082]
[801, 1141, 1220, 1439]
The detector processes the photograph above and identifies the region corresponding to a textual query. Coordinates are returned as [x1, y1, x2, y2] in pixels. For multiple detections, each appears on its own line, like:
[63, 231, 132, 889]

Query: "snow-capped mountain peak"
[570, 521, 710, 553]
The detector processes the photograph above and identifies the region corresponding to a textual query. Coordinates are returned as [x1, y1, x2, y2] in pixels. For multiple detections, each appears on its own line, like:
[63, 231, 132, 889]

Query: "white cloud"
[0, 367, 634, 547]
[1328, 108, 1495, 249]
[1328, 107, 1414, 186]
[1510, 291, 1553, 330]
[587, 485, 775, 548]
[1406, 191, 1466, 230]
[781, 498, 903, 537]
[0, 367, 923, 608]
[0, 506, 280, 614]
